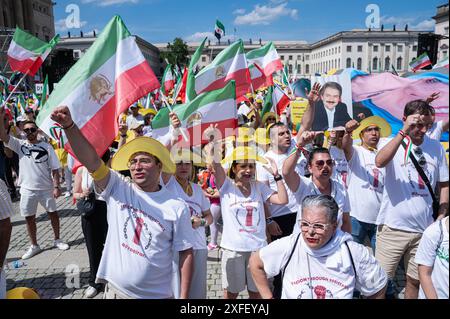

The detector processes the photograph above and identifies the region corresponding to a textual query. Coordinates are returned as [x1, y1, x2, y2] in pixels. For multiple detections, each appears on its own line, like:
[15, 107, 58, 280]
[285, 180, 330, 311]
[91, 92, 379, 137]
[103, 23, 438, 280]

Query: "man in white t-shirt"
[50, 106, 194, 299]
[341, 116, 391, 252]
[126, 104, 144, 128]
[375, 100, 449, 299]
[424, 92, 449, 142]
[249, 194, 387, 299]
[415, 216, 449, 299]
[0, 113, 69, 260]
[0, 178, 13, 299]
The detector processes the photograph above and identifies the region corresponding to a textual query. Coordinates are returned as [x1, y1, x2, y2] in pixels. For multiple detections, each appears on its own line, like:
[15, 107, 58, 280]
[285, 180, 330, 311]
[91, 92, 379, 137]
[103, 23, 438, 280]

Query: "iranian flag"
[195, 39, 250, 98]
[7, 27, 59, 76]
[161, 64, 175, 95]
[410, 53, 432, 72]
[152, 81, 237, 146]
[249, 63, 273, 91]
[40, 74, 49, 108]
[261, 85, 291, 118]
[246, 42, 283, 77]
[433, 56, 449, 69]
[186, 37, 207, 102]
[17, 95, 26, 116]
[36, 15, 160, 156]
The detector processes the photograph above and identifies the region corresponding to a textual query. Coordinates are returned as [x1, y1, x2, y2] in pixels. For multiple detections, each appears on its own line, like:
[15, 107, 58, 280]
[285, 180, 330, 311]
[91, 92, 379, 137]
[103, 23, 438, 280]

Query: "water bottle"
[8, 260, 26, 269]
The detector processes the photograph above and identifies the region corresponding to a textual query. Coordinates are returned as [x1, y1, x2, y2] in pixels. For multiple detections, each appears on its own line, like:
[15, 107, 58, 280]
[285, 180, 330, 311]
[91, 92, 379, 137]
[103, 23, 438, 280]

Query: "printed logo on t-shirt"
[20, 145, 48, 163]
[232, 201, 261, 233]
[185, 200, 202, 218]
[364, 164, 384, 192]
[292, 277, 349, 299]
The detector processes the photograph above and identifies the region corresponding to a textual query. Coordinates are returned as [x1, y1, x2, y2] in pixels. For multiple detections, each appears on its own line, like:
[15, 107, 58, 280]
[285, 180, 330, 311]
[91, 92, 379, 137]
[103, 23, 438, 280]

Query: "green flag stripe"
[197, 40, 243, 74]
[245, 42, 274, 60]
[36, 16, 131, 124]
[152, 81, 235, 129]
[13, 27, 49, 53]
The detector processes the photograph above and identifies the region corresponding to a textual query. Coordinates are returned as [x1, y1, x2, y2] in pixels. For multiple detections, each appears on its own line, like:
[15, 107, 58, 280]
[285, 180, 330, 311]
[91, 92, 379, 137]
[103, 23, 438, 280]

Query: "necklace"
[175, 176, 193, 196]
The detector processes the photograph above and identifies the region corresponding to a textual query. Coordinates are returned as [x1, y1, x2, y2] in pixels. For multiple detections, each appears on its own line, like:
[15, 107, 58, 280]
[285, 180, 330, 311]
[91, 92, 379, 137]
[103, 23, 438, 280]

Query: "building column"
[23, 0, 35, 36]
[13, 0, 25, 29]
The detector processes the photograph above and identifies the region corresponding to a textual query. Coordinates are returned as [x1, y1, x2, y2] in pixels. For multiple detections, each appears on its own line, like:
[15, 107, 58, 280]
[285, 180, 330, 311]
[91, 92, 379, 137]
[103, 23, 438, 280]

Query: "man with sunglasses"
[283, 131, 352, 235]
[0, 111, 70, 260]
[375, 100, 449, 299]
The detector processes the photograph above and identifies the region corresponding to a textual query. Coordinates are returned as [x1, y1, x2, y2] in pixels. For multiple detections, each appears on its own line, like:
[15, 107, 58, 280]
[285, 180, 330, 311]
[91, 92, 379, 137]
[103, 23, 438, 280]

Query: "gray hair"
[301, 195, 338, 224]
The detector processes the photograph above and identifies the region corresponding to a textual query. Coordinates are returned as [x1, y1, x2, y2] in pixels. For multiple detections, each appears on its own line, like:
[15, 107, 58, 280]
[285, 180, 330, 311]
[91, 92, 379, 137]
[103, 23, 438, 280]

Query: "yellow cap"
[255, 98, 263, 103]
[221, 146, 268, 165]
[7, 287, 40, 299]
[255, 128, 270, 145]
[111, 136, 175, 173]
[139, 108, 157, 116]
[352, 116, 392, 139]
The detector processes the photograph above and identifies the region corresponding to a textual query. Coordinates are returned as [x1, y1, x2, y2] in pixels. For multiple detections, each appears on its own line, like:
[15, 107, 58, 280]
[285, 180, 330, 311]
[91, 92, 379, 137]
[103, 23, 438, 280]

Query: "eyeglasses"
[314, 159, 334, 168]
[299, 220, 330, 233]
[23, 128, 37, 134]
[414, 147, 427, 167]
[127, 158, 154, 169]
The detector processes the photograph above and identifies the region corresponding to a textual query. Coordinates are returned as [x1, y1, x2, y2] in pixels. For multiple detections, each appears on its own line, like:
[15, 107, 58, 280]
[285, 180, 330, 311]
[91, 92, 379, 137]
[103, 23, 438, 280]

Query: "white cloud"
[81, 0, 139, 6]
[380, 16, 435, 31]
[234, 3, 298, 26]
[184, 31, 233, 43]
[233, 8, 246, 15]
[55, 18, 87, 32]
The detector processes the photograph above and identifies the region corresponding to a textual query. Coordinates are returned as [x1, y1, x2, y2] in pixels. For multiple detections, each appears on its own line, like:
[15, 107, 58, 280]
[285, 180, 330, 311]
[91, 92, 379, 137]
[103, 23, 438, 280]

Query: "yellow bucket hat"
[221, 146, 268, 165]
[171, 148, 206, 167]
[261, 112, 278, 125]
[352, 116, 392, 140]
[111, 136, 175, 173]
[7, 287, 40, 299]
[139, 108, 157, 116]
[236, 127, 254, 144]
[255, 128, 270, 145]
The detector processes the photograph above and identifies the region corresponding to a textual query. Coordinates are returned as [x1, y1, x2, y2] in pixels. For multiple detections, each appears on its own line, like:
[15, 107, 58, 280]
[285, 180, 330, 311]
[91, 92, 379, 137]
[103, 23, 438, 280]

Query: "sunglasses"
[314, 159, 334, 168]
[414, 147, 427, 167]
[24, 128, 37, 134]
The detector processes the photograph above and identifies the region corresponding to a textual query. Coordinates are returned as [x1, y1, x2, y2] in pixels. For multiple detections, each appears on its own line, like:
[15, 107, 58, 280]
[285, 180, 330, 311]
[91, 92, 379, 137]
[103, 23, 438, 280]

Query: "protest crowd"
[0, 15, 448, 300]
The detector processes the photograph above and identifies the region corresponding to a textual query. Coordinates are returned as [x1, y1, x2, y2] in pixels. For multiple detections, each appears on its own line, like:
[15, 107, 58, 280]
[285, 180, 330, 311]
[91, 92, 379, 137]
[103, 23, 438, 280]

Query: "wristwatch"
[273, 174, 283, 182]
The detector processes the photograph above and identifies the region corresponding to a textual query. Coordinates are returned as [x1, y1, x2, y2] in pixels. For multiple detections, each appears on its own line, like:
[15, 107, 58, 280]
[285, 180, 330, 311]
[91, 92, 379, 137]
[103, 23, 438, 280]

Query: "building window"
[397, 57, 403, 70]
[346, 58, 352, 68]
[397, 45, 403, 52]
[443, 51, 448, 58]
[306, 55, 309, 61]
[385, 57, 390, 70]
[281, 55, 284, 61]
[289, 64, 293, 73]
[357, 58, 362, 70]
[385, 45, 391, 52]
[413, 45, 417, 51]
[298, 64, 301, 74]
[373, 45, 378, 52]
[297, 55, 301, 60]
[289, 55, 293, 60]
[347, 46, 352, 52]
[201, 56, 206, 62]
[338, 47, 341, 53]
[357, 45, 363, 52]
[373, 57, 378, 70]
[445, 27, 449, 35]
[305, 64, 309, 74]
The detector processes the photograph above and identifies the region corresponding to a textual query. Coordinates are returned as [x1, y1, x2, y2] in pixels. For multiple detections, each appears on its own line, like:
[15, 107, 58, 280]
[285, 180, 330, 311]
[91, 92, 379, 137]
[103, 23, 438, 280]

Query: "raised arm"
[375, 114, 418, 168]
[263, 158, 288, 205]
[299, 82, 321, 134]
[50, 106, 109, 190]
[161, 112, 182, 185]
[204, 125, 226, 189]
[0, 107, 11, 144]
[342, 119, 360, 161]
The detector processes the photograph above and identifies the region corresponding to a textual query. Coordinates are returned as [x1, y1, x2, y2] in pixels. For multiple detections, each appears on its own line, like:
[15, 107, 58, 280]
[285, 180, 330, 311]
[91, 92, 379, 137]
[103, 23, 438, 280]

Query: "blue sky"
[54, 0, 445, 44]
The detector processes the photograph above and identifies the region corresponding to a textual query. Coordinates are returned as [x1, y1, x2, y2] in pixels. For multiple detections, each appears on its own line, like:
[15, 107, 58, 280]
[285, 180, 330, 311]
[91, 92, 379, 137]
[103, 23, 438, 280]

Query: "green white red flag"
[186, 37, 207, 103]
[194, 39, 250, 98]
[35, 15, 160, 157]
[246, 42, 283, 77]
[409, 53, 432, 72]
[249, 63, 273, 91]
[7, 27, 59, 76]
[152, 81, 237, 146]
[161, 64, 176, 94]
[261, 84, 291, 118]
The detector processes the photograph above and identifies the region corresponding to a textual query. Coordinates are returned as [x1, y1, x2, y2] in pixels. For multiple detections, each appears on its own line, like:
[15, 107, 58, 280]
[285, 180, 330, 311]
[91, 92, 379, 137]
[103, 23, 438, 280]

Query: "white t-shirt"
[126, 114, 144, 128]
[5, 136, 61, 191]
[415, 217, 449, 299]
[329, 146, 349, 188]
[256, 148, 307, 218]
[377, 136, 449, 233]
[96, 171, 194, 299]
[347, 145, 385, 224]
[164, 176, 210, 250]
[259, 234, 387, 299]
[293, 177, 351, 233]
[426, 120, 444, 141]
[219, 177, 274, 252]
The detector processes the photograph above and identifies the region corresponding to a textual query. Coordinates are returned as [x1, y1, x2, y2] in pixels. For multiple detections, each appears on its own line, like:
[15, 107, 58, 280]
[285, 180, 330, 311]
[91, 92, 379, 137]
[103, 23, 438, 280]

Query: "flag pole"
[160, 94, 189, 142]
[0, 71, 28, 108]
[282, 67, 294, 98]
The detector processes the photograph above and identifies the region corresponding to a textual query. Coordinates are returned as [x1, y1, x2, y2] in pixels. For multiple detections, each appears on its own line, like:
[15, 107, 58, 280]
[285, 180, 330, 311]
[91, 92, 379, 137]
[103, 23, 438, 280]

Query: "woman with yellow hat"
[161, 145, 212, 299]
[205, 125, 288, 299]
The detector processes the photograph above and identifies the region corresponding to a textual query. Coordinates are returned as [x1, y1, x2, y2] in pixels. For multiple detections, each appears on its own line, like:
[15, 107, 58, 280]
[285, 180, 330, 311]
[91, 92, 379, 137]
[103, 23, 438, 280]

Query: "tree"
[161, 38, 189, 68]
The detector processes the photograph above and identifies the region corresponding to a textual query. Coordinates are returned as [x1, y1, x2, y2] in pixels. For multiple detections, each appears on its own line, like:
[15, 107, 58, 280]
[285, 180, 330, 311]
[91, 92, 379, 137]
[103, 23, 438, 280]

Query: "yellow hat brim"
[7, 287, 40, 299]
[221, 146, 268, 165]
[261, 112, 277, 124]
[139, 108, 157, 116]
[352, 116, 392, 140]
[111, 136, 175, 173]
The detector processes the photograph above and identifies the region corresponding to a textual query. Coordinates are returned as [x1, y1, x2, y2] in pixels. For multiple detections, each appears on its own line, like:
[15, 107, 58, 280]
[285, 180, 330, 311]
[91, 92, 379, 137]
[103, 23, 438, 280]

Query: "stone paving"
[4, 189, 404, 299]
